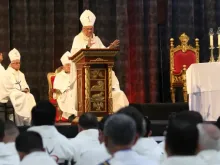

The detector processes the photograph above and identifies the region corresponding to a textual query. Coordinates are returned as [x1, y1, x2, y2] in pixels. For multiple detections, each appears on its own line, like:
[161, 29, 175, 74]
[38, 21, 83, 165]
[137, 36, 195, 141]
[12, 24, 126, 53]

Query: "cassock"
[76, 143, 111, 165]
[20, 152, 57, 165]
[70, 129, 101, 164]
[0, 142, 20, 165]
[53, 51, 77, 118]
[132, 137, 164, 163]
[70, 10, 129, 112]
[101, 149, 158, 165]
[6, 66, 36, 125]
[28, 125, 75, 164]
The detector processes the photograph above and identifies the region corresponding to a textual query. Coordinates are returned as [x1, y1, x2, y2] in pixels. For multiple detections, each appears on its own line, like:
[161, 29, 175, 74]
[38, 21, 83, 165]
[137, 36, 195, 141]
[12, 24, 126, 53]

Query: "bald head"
[197, 123, 220, 151]
[4, 120, 19, 143]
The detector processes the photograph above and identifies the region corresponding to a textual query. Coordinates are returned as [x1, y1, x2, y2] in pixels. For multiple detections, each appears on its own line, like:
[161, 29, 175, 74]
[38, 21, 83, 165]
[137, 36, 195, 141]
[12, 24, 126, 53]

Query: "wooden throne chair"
[170, 33, 199, 103]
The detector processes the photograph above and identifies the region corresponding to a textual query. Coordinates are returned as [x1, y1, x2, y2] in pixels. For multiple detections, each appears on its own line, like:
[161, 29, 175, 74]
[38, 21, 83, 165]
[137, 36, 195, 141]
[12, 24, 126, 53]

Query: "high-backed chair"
[170, 33, 199, 103]
[47, 67, 62, 121]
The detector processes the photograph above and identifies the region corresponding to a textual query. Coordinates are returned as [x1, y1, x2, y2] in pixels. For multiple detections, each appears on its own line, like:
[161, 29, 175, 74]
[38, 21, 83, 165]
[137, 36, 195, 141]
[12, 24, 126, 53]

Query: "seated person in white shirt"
[76, 115, 111, 165]
[70, 113, 101, 164]
[100, 114, 157, 165]
[53, 51, 77, 122]
[6, 48, 36, 126]
[161, 114, 206, 165]
[117, 106, 163, 163]
[3, 120, 20, 164]
[196, 123, 220, 164]
[0, 119, 20, 165]
[28, 101, 75, 164]
[15, 131, 57, 165]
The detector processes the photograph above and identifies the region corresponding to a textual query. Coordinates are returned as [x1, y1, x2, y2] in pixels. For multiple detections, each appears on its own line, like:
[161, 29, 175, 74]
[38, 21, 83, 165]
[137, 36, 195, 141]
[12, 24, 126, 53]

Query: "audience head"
[98, 115, 111, 143]
[165, 118, 198, 156]
[31, 100, 56, 126]
[3, 120, 19, 143]
[165, 111, 200, 156]
[0, 119, 5, 142]
[174, 111, 203, 125]
[197, 123, 220, 151]
[15, 131, 44, 160]
[117, 106, 146, 137]
[78, 112, 98, 132]
[104, 114, 137, 155]
[9, 48, 21, 71]
[0, 52, 3, 63]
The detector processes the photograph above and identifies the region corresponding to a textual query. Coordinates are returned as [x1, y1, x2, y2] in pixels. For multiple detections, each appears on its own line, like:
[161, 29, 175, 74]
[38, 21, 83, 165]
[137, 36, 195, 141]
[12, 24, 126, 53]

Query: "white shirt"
[0, 142, 20, 165]
[197, 150, 220, 164]
[28, 125, 75, 164]
[105, 149, 158, 165]
[132, 137, 163, 162]
[70, 129, 101, 163]
[20, 151, 57, 165]
[161, 156, 206, 165]
[76, 143, 111, 165]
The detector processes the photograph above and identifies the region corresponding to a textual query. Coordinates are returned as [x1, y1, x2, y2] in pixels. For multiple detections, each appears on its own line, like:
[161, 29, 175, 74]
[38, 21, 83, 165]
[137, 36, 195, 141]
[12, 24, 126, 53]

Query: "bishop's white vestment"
[70, 32, 129, 112]
[5, 67, 36, 125]
[53, 70, 77, 118]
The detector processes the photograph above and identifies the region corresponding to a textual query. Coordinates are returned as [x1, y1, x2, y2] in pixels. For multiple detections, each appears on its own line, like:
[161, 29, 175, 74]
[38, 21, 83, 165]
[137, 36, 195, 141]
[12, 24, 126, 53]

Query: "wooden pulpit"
[69, 49, 119, 116]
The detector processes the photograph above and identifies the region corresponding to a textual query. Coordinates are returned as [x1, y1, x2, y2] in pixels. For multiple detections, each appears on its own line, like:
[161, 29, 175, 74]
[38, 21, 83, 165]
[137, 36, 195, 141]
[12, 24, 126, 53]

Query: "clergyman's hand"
[109, 39, 120, 49]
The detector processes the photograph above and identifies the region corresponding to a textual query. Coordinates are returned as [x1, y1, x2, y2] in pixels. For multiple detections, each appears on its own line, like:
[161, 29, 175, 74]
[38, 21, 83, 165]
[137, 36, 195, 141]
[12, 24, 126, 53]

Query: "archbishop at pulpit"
[69, 9, 129, 114]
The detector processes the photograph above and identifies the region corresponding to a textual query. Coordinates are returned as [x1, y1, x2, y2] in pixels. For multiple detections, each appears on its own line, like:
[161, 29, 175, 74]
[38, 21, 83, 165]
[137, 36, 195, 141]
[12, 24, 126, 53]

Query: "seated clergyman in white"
[70, 10, 129, 112]
[53, 51, 77, 121]
[4, 48, 36, 126]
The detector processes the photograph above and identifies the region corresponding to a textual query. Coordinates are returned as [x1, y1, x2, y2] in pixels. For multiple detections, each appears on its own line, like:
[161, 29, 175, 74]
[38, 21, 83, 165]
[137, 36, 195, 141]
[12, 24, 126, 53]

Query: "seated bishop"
[53, 51, 77, 121]
[70, 10, 129, 112]
[5, 48, 36, 126]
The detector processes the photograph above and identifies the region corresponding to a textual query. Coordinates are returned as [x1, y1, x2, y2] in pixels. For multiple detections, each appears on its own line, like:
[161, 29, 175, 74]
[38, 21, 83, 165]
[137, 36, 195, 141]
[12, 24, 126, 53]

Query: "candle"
[210, 35, 214, 47]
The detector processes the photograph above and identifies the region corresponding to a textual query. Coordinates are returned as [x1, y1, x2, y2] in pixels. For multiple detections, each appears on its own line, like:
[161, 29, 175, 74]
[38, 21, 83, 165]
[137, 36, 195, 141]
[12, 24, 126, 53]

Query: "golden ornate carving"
[91, 81, 104, 91]
[90, 58, 108, 62]
[91, 92, 105, 101]
[108, 66, 113, 114]
[92, 102, 104, 111]
[170, 33, 199, 103]
[91, 70, 105, 79]
[85, 66, 91, 112]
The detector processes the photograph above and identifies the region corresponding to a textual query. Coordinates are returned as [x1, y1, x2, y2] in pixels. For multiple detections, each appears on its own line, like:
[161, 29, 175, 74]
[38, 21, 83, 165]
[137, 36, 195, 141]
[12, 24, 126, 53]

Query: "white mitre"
[80, 10, 96, 26]
[60, 51, 71, 65]
[9, 48, 21, 62]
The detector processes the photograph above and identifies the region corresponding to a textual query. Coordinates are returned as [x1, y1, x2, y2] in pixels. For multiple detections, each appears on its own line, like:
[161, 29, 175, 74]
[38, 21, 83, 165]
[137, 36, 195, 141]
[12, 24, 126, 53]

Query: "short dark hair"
[15, 131, 44, 153]
[174, 111, 203, 125]
[104, 114, 136, 146]
[99, 115, 111, 132]
[0, 119, 5, 141]
[166, 117, 198, 156]
[78, 112, 98, 129]
[31, 100, 56, 126]
[117, 106, 146, 136]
